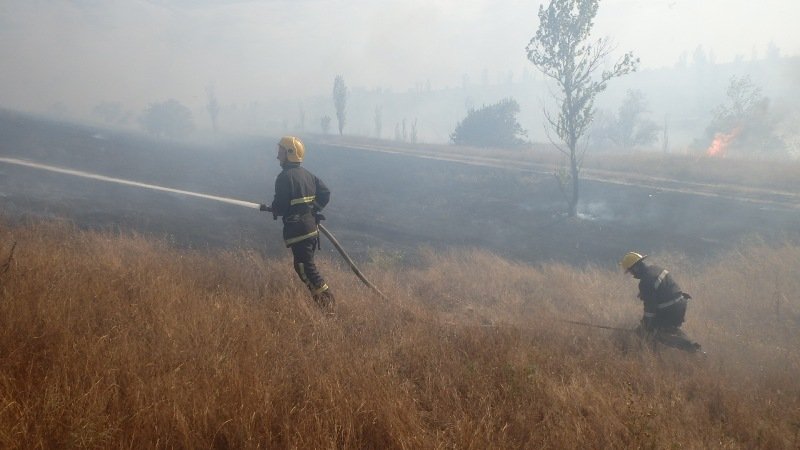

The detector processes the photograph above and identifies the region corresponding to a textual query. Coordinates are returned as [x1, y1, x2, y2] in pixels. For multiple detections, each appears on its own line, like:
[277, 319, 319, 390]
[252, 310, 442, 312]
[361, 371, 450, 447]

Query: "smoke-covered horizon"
[1, 0, 798, 145]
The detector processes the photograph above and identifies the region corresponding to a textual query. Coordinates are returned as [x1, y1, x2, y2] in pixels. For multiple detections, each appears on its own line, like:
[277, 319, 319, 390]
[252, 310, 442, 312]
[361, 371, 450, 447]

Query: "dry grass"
[584, 152, 800, 193]
[320, 135, 800, 193]
[0, 221, 798, 449]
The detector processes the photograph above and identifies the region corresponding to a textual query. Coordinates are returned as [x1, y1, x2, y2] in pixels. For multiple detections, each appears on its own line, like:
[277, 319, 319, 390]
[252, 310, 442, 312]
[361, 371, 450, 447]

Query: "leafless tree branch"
[543, 111, 569, 157]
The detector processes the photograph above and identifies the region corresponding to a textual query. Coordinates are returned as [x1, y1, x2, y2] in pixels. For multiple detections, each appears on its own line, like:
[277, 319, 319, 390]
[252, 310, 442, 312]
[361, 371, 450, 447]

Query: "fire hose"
[559, 319, 635, 332]
[0, 157, 389, 300]
[317, 223, 389, 301]
[260, 205, 389, 301]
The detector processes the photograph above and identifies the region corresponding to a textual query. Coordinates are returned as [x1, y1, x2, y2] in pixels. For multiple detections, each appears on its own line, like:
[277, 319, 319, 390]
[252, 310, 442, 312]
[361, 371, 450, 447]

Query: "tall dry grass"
[0, 221, 798, 449]
[322, 135, 800, 193]
[584, 152, 800, 193]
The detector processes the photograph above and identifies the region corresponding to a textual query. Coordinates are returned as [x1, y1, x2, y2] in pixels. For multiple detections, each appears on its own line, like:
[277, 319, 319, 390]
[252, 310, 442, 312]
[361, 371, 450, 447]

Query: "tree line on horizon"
[81, 0, 795, 218]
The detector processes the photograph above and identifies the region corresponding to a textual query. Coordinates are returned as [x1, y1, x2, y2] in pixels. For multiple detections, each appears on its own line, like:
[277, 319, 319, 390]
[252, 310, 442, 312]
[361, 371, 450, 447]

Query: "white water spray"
[0, 157, 261, 209]
[0, 156, 389, 300]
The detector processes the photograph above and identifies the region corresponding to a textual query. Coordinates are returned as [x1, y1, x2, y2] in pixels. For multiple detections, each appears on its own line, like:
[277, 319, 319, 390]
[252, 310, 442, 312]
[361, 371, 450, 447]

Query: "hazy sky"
[1, 0, 798, 116]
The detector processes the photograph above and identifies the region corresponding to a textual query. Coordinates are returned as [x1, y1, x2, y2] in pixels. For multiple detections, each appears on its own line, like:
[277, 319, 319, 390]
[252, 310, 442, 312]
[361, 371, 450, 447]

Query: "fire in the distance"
[706, 127, 742, 157]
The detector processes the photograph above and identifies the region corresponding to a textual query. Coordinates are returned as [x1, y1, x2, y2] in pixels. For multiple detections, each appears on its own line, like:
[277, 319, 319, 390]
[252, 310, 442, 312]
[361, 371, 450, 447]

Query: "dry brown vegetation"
[320, 135, 800, 193]
[0, 221, 798, 449]
[584, 152, 800, 193]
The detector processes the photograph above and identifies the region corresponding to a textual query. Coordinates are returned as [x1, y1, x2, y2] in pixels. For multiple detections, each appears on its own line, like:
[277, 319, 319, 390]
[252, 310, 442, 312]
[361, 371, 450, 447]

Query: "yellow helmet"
[620, 251, 646, 272]
[278, 136, 305, 163]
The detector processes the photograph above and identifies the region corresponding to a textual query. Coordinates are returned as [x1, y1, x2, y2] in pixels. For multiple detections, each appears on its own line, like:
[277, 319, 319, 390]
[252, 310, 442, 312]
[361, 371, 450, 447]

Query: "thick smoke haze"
[1, 0, 798, 143]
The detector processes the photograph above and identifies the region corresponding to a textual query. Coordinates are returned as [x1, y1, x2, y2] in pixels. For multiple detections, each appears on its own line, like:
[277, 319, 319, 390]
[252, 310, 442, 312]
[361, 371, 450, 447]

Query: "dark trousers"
[652, 299, 687, 329]
[290, 237, 328, 296]
[642, 300, 700, 352]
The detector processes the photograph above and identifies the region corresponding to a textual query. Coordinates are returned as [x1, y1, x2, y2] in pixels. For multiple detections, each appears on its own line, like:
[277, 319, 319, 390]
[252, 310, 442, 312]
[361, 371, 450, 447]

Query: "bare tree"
[320, 115, 331, 134]
[705, 75, 784, 155]
[599, 89, 659, 150]
[526, 0, 638, 217]
[374, 106, 382, 138]
[332, 75, 348, 135]
[206, 85, 220, 133]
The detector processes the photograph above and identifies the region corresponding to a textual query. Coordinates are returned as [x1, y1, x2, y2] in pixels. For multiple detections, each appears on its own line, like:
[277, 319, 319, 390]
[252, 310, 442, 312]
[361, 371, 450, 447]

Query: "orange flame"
[706, 127, 741, 157]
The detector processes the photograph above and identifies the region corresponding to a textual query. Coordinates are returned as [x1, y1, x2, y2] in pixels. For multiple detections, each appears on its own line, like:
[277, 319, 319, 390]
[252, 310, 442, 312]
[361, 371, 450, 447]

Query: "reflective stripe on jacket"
[270, 163, 330, 247]
[638, 264, 686, 325]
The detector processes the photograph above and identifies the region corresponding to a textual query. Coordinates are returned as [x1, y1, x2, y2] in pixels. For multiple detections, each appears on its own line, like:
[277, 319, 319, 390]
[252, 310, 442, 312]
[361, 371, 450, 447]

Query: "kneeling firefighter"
[260, 136, 335, 309]
[620, 252, 702, 353]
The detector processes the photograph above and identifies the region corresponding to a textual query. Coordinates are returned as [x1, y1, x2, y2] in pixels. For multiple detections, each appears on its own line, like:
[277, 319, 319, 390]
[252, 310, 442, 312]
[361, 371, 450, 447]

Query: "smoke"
[1, 0, 798, 144]
[578, 201, 617, 222]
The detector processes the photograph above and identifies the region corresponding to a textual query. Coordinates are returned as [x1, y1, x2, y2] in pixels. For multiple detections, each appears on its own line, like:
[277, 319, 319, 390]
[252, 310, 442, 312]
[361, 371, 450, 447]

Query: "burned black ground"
[1, 109, 798, 268]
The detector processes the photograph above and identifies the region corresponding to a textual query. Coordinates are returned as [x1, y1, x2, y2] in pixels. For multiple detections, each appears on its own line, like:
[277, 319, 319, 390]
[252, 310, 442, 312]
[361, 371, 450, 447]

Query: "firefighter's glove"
[259, 204, 272, 212]
[314, 212, 326, 224]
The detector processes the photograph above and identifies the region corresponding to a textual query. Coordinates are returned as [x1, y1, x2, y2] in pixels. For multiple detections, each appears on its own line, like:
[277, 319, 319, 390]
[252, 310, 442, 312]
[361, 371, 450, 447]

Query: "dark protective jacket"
[270, 163, 330, 247]
[635, 263, 689, 329]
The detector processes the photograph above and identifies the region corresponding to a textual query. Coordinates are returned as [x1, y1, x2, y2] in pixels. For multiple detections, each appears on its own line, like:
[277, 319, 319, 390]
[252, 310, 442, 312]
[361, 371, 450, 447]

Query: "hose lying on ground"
[318, 224, 389, 301]
[559, 319, 635, 332]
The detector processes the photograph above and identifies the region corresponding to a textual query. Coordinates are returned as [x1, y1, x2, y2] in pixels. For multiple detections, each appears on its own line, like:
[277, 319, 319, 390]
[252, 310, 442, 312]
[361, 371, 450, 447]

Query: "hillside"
[0, 222, 798, 448]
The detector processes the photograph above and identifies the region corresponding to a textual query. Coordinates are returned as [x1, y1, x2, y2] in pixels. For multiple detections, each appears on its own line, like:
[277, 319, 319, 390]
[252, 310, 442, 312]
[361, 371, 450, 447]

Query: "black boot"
[656, 327, 701, 353]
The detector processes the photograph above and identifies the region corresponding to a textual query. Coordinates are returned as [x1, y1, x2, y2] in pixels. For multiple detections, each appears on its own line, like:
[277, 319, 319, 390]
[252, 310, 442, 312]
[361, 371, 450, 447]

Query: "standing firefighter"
[260, 136, 335, 310]
[620, 252, 701, 353]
